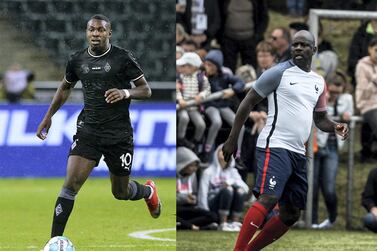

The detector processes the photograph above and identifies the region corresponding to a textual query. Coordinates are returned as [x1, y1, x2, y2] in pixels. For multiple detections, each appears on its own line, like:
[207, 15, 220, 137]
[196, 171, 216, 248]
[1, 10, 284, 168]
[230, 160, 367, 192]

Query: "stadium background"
[0, 0, 176, 250]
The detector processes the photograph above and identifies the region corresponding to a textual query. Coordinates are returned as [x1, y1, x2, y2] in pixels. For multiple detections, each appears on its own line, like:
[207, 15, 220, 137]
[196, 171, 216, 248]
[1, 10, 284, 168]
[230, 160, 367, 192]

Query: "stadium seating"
[0, 0, 175, 81]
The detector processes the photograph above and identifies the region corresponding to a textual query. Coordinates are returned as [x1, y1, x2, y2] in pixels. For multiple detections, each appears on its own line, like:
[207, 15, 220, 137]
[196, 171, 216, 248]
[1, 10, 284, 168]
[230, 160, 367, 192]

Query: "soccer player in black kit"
[36, 14, 161, 238]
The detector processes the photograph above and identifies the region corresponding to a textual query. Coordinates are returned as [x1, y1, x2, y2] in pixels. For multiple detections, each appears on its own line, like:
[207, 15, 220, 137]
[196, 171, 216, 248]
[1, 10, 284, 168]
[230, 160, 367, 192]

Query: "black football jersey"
[64, 45, 144, 143]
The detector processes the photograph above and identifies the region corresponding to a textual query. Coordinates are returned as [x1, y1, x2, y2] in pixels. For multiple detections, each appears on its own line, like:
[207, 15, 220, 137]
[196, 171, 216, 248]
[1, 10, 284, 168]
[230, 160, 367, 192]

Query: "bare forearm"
[313, 111, 337, 133]
[45, 83, 71, 118]
[229, 89, 262, 140]
[129, 84, 152, 99]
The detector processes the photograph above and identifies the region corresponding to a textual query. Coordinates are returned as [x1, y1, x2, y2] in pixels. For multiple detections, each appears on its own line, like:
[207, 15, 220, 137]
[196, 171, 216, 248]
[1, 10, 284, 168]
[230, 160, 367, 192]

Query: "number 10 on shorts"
[120, 153, 132, 170]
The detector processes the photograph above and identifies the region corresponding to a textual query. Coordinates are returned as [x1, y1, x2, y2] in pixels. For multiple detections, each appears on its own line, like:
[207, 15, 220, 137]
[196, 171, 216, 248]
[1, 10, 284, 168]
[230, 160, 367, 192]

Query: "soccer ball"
[43, 236, 75, 251]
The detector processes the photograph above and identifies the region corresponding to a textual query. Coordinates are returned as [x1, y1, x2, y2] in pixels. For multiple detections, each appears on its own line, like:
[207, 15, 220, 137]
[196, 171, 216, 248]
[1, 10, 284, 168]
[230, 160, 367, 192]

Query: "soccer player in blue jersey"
[36, 14, 161, 238]
[223, 30, 349, 251]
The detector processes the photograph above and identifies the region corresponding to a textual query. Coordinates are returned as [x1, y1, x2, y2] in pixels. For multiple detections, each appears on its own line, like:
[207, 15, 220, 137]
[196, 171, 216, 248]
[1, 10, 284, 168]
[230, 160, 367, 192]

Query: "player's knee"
[257, 194, 278, 211]
[280, 205, 300, 226]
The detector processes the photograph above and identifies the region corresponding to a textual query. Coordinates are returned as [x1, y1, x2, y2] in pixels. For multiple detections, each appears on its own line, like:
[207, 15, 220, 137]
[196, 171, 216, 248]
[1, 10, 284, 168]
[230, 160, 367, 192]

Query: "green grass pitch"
[177, 229, 377, 251]
[0, 178, 176, 251]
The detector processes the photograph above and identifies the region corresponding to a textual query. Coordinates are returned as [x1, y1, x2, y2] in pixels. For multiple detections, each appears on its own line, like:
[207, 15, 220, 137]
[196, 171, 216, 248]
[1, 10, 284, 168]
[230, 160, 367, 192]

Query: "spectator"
[177, 0, 221, 50]
[202, 49, 245, 165]
[177, 46, 185, 59]
[235, 64, 257, 86]
[355, 36, 377, 163]
[181, 39, 198, 52]
[312, 22, 338, 80]
[177, 147, 218, 230]
[177, 52, 211, 150]
[255, 41, 277, 77]
[176, 23, 190, 45]
[362, 168, 377, 233]
[198, 144, 249, 231]
[2, 63, 34, 103]
[312, 70, 354, 229]
[270, 27, 291, 62]
[348, 19, 377, 87]
[218, 0, 269, 72]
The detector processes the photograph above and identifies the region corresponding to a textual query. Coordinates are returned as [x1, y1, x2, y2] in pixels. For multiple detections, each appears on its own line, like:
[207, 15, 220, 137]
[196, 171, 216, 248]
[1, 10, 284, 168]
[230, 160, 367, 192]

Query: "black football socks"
[128, 180, 152, 200]
[51, 188, 77, 237]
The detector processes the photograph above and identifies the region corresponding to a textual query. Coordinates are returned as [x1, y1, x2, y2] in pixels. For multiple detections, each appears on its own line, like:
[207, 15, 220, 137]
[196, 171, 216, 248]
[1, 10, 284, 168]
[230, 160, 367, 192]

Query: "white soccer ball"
[43, 236, 75, 251]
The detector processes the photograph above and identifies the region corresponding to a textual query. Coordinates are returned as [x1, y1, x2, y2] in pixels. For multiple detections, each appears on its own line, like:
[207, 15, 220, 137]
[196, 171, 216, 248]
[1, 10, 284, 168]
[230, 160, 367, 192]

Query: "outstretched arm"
[36, 79, 73, 140]
[313, 111, 349, 140]
[222, 88, 264, 161]
[104, 76, 152, 103]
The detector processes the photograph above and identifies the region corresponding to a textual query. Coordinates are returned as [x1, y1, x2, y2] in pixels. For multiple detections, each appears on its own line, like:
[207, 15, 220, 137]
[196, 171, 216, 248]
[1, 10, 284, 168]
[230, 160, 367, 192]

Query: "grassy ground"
[177, 229, 377, 251]
[0, 178, 176, 251]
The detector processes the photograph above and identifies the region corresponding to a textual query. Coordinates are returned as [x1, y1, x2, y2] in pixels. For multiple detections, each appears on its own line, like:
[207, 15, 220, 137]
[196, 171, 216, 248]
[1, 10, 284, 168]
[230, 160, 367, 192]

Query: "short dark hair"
[89, 14, 111, 29]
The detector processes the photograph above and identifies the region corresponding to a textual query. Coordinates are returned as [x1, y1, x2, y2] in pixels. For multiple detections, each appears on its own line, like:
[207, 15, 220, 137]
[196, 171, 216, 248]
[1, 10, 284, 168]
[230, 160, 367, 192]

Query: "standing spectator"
[198, 144, 249, 231]
[177, 147, 218, 230]
[218, 0, 269, 72]
[177, 52, 211, 150]
[202, 49, 245, 164]
[348, 19, 377, 87]
[3, 63, 34, 103]
[355, 37, 377, 163]
[362, 168, 377, 233]
[270, 27, 291, 62]
[312, 71, 354, 229]
[177, 0, 221, 50]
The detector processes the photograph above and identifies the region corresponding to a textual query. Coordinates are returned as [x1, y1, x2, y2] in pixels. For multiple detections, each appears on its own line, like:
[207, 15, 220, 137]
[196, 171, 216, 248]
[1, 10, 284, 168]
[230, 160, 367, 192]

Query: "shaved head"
[293, 30, 315, 48]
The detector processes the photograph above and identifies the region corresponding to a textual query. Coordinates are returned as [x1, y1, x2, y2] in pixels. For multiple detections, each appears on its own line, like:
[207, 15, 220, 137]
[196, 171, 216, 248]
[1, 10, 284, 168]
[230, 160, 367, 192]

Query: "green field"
[0, 178, 176, 251]
[177, 229, 377, 251]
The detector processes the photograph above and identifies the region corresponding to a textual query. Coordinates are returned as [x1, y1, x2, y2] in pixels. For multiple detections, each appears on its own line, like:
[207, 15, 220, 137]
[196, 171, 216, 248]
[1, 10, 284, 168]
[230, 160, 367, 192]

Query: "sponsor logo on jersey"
[289, 82, 298, 85]
[91, 66, 101, 71]
[315, 84, 319, 94]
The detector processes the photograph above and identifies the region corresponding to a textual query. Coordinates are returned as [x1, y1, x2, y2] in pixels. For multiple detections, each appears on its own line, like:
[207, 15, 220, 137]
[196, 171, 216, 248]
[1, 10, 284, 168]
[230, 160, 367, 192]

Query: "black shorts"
[68, 134, 134, 176]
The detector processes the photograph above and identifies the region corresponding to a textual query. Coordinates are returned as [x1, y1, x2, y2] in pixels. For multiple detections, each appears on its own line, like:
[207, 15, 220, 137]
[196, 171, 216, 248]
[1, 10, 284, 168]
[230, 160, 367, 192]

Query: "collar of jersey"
[87, 44, 112, 58]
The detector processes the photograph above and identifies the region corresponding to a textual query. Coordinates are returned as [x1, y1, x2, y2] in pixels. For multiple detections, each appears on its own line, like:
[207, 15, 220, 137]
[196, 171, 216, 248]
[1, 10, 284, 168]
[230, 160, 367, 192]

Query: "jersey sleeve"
[253, 65, 283, 98]
[314, 83, 327, 112]
[64, 55, 79, 85]
[124, 51, 144, 82]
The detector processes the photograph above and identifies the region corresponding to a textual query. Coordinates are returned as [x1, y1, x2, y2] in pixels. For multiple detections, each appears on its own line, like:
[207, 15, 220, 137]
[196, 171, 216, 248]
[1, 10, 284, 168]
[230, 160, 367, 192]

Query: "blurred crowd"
[176, 0, 377, 232]
[0, 63, 35, 103]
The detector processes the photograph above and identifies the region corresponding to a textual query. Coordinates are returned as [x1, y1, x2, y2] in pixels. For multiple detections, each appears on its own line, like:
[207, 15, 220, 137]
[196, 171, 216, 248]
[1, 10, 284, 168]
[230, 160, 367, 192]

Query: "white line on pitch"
[128, 228, 176, 242]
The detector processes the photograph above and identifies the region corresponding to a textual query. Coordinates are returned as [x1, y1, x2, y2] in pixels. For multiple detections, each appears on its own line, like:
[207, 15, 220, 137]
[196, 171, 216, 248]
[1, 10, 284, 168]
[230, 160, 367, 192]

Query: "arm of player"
[36, 79, 73, 140]
[222, 88, 264, 162]
[104, 76, 152, 103]
[313, 111, 349, 140]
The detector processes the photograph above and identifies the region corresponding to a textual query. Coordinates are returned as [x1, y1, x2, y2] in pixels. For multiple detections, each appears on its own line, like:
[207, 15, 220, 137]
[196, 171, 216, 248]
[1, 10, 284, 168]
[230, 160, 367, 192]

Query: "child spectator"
[177, 147, 218, 230]
[177, 52, 211, 150]
[198, 144, 249, 231]
[202, 49, 245, 165]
